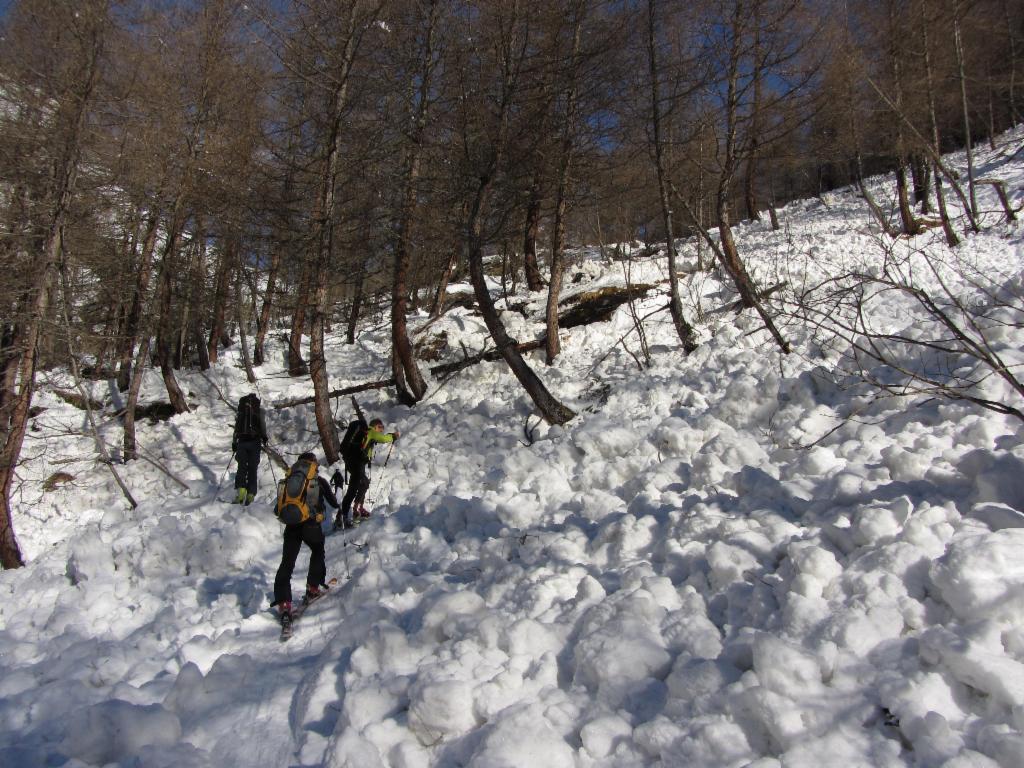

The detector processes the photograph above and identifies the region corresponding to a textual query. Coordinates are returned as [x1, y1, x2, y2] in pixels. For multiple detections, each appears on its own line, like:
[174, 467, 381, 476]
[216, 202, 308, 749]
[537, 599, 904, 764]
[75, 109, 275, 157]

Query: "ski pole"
[263, 445, 278, 484]
[215, 452, 236, 499]
[367, 443, 394, 509]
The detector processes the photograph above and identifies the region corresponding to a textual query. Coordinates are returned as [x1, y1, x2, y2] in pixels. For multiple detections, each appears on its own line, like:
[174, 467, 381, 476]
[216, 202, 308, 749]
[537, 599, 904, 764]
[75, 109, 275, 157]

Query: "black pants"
[274, 519, 326, 606]
[234, 438, 261, 493]
[340, 456, 369, 519]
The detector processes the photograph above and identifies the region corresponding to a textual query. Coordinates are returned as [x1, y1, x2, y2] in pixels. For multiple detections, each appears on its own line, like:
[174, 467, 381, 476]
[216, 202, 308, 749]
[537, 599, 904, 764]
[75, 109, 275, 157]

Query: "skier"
[334, 417, 399, 530]
[273, 452, 339, 630]
[231, 392, 268, 505]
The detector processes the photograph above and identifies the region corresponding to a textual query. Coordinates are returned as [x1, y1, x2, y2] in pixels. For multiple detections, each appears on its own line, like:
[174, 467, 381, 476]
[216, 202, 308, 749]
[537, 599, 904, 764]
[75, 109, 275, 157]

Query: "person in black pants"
[335, 418, 398, 530]
[232, 393, 268, 505]
[273, 452, 339, 624]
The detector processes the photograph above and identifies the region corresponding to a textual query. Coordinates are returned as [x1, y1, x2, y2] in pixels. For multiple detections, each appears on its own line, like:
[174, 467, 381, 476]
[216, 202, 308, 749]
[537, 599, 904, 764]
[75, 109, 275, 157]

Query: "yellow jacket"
[362, 426, 395, 462]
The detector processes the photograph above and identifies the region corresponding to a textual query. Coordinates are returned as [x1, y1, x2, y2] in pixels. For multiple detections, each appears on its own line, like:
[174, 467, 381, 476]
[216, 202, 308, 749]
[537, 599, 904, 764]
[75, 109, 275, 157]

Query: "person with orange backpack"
[272, 452, 339, 631]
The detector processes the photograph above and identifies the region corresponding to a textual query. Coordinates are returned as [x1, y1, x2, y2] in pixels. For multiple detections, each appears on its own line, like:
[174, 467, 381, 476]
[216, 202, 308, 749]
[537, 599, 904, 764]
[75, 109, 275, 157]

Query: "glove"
[231, 440, 238, 452]
[262, 437, 268, 447]
[331, 469, 344, 491]
[391, 431, 400, 442]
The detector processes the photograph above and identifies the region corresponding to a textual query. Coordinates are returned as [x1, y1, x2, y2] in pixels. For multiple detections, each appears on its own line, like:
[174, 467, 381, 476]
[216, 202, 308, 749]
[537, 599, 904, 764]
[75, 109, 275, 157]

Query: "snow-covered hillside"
[2, 132, 1023, 768]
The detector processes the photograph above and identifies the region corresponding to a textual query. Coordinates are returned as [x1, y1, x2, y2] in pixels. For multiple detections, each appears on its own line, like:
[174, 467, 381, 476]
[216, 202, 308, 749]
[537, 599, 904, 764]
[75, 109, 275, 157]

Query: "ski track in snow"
[1, 130, 1024, 767]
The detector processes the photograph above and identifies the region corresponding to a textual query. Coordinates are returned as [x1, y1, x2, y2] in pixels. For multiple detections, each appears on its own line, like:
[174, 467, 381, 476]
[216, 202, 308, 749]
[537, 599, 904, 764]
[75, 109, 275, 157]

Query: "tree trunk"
[207, 233, 236, 364]
[545, 1, 584, 365]
[189, 218, 210, 371]
[744, 155, 760, 222]
[1, 6, 105, 568]
[0, 320, 19, 433]
[309, 0, 362, 465]
[116, 212, 159, 392]
[468, 182, 575, 425]
[235, 267, 256, 385]
[153, 220, 190, 415]
[857, 163, 899, 238]
[254, 244, 282, 366]
[886, 4, 920, 238]
[714, 2, 789, 354]
[910, 155, 932, 214]
[346, 268, 365, 344]
[743, 24, 763, 224]
[522, 180, 545, 291]
[953, 3, 979, 220]
[123, 325, 152, 464]
[462, 4, 574, 426]
[896, 164, 921, 236]
[646, 0, 698, 353]
[1005, 0, 1020, 125]
[430, 247, 460, 318]
[920, 2, 961, 247]
[391, 0, 438, 405]
[288, 259, 311, 375]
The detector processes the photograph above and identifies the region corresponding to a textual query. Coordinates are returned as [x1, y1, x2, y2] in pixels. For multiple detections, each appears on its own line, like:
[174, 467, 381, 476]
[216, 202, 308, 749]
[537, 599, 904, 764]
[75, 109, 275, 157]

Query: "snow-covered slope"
[2, 131, 1024, 768]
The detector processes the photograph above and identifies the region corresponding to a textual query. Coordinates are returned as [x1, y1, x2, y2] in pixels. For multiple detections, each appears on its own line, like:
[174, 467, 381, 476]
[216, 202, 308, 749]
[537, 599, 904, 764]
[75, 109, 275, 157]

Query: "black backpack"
[339, 418, 368, 461]
[236, 395, 261, 439]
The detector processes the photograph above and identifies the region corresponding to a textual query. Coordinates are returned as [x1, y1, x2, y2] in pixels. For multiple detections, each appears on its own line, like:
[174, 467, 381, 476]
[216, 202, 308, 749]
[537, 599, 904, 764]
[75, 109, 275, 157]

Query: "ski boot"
[302, 584, 327, 607]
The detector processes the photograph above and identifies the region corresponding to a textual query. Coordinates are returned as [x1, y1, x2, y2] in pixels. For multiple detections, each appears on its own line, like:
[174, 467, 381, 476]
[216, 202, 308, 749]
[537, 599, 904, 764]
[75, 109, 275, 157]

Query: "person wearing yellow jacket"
[334, 418, 399, 530]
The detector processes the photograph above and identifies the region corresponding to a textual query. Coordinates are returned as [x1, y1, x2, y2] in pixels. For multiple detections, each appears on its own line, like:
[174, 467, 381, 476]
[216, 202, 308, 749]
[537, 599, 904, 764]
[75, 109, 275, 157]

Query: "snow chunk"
[919, 625, 1024, 708]
[851, 506, 903, 546]
[968, 503, 1024, 531]
[788, 541, 843, 593]
[573, 414, 645, 460]
[930, 530, 1024, 622]
[572, 592, 672, 708]
[418, 589, 487, 642]
[467, 703, 574, 767]
[62, 699, 182, 765]
[978, 724, 1024, 768]
[66, 530, 116, 584]
[752, 634, 824, 696]
[665, 658, 741, 711]
[651, 416, 704, 460]
[579, 713, 633, 759]
[706, 540, 760, 590]
[408, 678, 477, 744]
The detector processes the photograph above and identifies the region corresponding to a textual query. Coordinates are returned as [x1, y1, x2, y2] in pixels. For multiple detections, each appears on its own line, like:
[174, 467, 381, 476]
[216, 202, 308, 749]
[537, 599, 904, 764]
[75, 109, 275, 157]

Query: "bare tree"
[457, 0, 575, 425]
[794, 237, 1024, 423]
[0, 0, 109, 568]
[704, 0, 809, 353]
[645, 0, 698, 354]
[544, 0, 587, 364]
[389, 0, 443, 404]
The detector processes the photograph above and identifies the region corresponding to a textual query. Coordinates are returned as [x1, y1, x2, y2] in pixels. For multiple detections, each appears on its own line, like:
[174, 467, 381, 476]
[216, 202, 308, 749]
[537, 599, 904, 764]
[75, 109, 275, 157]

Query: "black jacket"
[315, 475, 340, 512]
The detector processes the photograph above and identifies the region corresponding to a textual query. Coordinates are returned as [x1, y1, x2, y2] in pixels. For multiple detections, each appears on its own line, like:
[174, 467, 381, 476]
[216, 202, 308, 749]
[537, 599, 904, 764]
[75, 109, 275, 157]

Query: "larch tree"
[0, 0, 111, 569]
[456, 0, 575, 425]
[387, 0, 445, 405]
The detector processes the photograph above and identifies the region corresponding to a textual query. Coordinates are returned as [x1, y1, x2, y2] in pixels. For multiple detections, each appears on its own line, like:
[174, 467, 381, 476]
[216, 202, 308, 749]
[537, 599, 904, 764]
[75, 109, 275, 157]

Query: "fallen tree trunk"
[273, 339, 546, 409]
[707, 282, 787, 317]
[273, 279, 756, 410]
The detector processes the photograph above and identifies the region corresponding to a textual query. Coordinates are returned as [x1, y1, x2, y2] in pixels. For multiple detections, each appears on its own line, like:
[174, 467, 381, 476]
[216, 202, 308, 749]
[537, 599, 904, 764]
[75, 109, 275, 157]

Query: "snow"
[2, 128, 1024, 767]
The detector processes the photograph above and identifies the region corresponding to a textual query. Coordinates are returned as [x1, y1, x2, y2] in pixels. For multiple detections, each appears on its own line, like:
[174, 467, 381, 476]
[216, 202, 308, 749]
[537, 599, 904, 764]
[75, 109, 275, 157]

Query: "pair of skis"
[279, 577, 339, 642]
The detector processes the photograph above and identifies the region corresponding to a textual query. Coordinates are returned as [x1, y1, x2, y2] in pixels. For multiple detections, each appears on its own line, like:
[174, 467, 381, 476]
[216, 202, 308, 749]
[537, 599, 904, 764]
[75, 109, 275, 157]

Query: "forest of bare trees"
[0, 0, 1020, 567]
